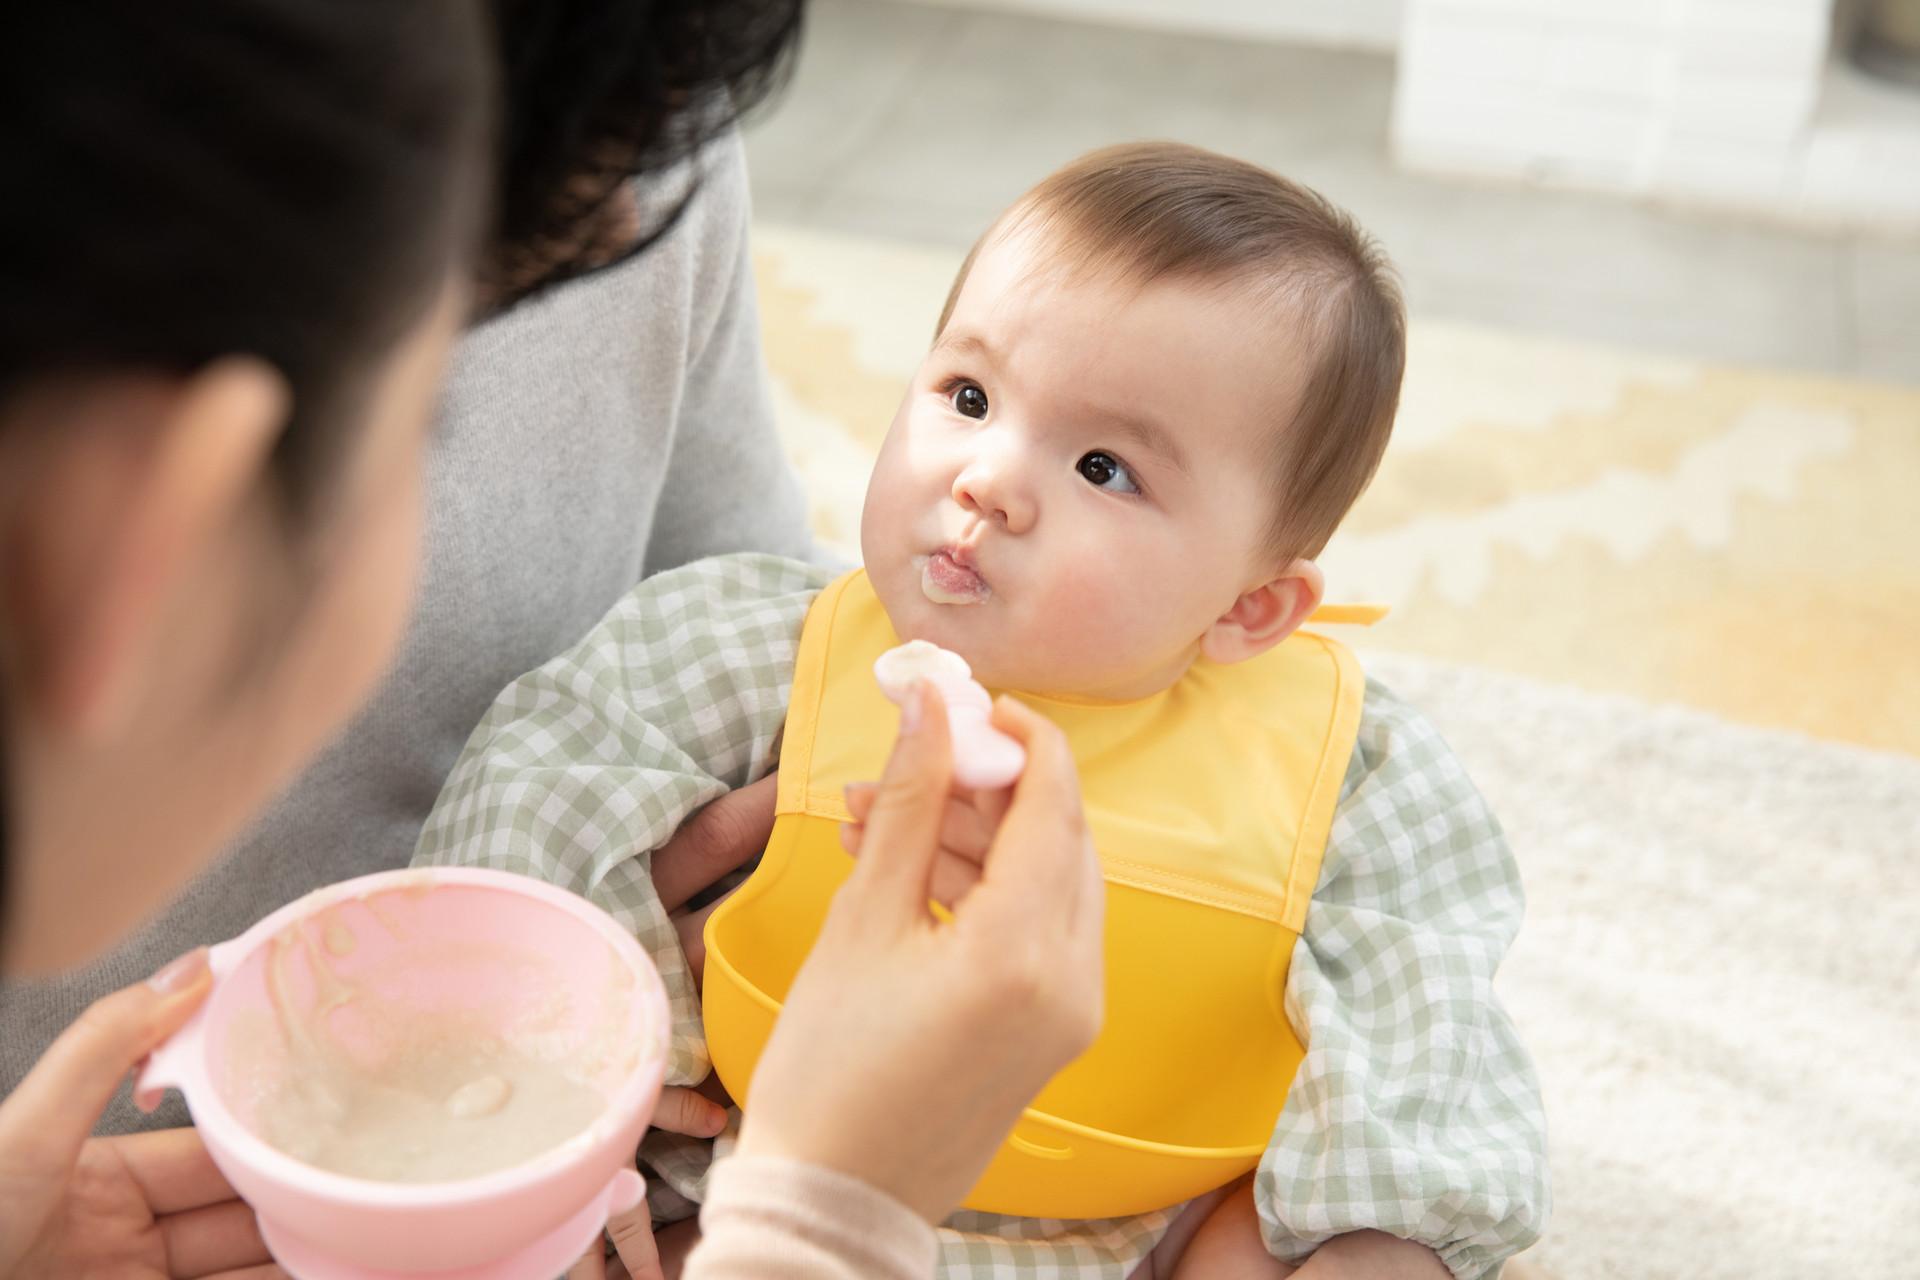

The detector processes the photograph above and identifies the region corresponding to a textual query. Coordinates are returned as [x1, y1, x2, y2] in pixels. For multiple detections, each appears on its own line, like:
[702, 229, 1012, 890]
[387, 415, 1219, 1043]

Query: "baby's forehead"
[956, 217, 1312, 340]
[959, 224, 1311, 378]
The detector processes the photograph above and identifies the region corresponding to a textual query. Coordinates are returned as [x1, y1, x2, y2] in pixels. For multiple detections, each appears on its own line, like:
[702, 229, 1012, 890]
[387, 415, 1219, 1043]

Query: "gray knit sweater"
[0, 133, 812, 1133]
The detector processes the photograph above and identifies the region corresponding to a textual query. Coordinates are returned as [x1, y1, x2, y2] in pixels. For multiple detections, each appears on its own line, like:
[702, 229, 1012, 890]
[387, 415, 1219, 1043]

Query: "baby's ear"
[1200, 560, 1325, 665]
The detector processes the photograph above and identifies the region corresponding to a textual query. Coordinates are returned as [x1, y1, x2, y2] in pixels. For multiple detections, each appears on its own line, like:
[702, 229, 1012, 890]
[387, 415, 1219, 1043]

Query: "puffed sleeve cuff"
[684, 1154, 937, 1280]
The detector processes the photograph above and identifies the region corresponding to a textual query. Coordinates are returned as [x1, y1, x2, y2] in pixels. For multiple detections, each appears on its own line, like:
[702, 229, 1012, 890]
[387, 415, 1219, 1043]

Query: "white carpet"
[1363, 652, 1920, 1278]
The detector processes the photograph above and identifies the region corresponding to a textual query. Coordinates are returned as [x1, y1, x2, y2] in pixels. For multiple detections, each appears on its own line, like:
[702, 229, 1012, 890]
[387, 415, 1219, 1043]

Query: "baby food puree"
[234, 883, 613, 1184]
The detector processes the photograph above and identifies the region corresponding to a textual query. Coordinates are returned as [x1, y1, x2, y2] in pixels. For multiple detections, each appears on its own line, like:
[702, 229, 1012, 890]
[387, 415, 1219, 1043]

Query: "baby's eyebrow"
[933, 331, 997, 366]
[1099, 406, 1191, 479]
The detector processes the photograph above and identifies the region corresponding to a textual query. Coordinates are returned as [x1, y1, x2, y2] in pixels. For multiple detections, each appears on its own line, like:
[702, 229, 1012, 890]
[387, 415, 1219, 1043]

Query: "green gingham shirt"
[413, 555, 1550, 1278]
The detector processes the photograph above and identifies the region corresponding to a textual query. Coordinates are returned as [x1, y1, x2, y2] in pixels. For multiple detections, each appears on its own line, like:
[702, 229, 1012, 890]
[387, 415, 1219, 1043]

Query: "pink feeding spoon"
[873, 641, 1027, 790]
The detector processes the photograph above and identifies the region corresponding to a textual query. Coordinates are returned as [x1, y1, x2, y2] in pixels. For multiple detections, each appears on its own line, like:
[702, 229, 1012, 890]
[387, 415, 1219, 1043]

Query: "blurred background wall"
[745, 0, 1919, 380]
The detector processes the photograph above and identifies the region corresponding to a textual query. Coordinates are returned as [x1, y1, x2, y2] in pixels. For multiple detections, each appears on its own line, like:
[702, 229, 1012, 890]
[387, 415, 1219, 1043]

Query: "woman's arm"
[668, 689, 1107, 1280]
[678, 1155, 935, 1280]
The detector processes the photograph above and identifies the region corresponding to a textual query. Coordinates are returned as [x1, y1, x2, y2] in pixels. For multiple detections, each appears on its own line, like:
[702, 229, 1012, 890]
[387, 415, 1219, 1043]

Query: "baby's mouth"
[920, 549, 990, 605]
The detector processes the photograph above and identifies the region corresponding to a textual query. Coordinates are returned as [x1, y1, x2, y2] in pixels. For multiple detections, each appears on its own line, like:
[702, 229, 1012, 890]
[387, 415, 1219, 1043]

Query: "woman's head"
[0, 0, 492, 970]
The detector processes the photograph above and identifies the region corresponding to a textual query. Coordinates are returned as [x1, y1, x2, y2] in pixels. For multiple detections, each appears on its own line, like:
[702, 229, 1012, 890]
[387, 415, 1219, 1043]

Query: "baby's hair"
[937, 142, 1405, 562]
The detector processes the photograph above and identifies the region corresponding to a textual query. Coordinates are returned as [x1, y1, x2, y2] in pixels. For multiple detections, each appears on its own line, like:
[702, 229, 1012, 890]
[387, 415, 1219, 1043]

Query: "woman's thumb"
[843, 681, 953, 917]
[0, 948, 212, 1175]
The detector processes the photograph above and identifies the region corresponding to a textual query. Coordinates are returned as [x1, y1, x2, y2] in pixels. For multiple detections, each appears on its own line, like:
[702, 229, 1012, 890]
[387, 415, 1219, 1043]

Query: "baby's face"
[862, 227, 1303, 700]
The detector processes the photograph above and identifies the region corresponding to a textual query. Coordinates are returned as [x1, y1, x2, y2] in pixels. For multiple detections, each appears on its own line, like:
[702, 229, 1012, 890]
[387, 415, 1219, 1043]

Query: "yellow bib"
[703, 571, 1371, 1218]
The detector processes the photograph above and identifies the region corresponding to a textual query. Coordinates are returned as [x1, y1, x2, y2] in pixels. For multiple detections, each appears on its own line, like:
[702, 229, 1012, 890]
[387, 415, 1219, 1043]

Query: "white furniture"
[1393, 0, 1920, 232]
[877, 0, 1405, 50]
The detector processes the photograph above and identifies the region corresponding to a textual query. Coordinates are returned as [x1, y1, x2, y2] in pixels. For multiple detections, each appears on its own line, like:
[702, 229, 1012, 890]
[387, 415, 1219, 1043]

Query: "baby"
[416, 143, 1549, 1277]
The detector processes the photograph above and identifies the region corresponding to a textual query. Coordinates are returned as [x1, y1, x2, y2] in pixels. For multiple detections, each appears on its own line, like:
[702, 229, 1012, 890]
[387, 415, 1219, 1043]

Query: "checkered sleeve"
[411, 553, 833, 1087]
[927, 1205, 1177, 1278]
[1256, 678, 1551, 1280]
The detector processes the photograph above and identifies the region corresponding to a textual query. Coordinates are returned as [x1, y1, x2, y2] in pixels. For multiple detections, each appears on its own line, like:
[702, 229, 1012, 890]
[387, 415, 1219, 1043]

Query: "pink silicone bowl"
[136, 868, 669, 1277]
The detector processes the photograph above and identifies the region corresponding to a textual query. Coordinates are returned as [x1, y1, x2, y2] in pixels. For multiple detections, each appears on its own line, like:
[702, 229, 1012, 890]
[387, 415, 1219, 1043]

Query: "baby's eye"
[1076, 450, 1139, 495]
[951, 383, 989, 420]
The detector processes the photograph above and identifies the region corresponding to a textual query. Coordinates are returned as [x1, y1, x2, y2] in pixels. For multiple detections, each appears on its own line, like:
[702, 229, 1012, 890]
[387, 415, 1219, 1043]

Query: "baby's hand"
[841, 780, 1008, 910]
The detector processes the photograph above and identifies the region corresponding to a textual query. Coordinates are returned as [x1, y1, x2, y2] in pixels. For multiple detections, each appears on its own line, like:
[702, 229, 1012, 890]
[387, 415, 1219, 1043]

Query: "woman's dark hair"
[0, 0, 493, 921]
[0, 0, 494, 509]
[483, 0, 804, 305]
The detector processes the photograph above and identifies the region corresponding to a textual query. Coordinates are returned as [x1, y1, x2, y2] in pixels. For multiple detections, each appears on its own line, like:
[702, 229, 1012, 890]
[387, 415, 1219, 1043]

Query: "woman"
[0, 3, 1102, 1278]
[2, 0, 819, 1141]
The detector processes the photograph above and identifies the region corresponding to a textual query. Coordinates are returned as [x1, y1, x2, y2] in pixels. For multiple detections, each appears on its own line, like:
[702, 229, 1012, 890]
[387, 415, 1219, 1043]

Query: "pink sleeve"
[681, 1154, 937, 1280]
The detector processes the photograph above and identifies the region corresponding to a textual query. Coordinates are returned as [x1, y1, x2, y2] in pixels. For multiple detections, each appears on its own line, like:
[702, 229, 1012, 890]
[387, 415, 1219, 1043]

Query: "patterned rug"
[750, 222, 1920, 1278]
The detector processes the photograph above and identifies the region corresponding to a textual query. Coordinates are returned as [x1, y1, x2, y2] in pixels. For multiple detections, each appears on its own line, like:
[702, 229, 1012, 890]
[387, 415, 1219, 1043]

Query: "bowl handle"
[133, 940, 240, 1113]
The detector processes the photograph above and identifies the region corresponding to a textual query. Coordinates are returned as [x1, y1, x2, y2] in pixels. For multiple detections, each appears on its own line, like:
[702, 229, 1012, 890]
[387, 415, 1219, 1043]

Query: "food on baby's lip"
[874, 640, 1026, 789]
[921, 549, 990, 605]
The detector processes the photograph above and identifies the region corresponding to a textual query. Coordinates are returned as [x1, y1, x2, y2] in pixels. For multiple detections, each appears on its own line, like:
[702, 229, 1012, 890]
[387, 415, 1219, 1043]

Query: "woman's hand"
[655, 773, 779, 990]
[0, 949, 284, 1279]
[731, 683, 1106, 1223]
[840, 780, 1007, 910]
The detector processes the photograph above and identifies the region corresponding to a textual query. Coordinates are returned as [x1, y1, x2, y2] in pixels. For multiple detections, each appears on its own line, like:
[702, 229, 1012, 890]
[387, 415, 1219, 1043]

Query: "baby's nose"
[954, 460, 1035, 533]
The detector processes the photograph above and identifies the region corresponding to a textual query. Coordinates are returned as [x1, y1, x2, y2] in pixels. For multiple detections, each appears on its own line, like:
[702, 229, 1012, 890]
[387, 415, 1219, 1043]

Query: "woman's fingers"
[926, 851, 987, 912]
[651, 774, 778, 913]
[840, 826, 987, 911]
[839, 683, 953, 920]
[842, 783, 998, 909]
[969, 784, 1012, 842]
[841, 829, 989, 908]
[841, 805, 992, 867]
[939, 793, 996, 860]
[159, 1197, 271, 1278]
[605, 1197, 665, 1280]
[0, 950, 212, 1196]
[112, 1127, 241, 1215]
[649, 1086, 728, 1139]
[847, 783, 997, 860]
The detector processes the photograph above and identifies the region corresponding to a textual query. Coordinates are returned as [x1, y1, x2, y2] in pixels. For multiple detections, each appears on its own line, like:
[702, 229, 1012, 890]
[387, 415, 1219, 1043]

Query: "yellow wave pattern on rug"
[753, 224, 1920, 757]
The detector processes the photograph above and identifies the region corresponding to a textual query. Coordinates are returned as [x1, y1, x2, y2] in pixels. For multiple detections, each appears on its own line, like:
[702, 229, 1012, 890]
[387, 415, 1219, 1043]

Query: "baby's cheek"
[860, 474, 916, 566]
[1048, 551, 1220, 663]
[1034, 571, 1147, 651]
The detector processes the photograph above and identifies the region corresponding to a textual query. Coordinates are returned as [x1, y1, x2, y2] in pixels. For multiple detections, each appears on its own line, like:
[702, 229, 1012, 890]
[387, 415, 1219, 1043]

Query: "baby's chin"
[875, 578, 1023, 686]
[871, 566, 1182, 698]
